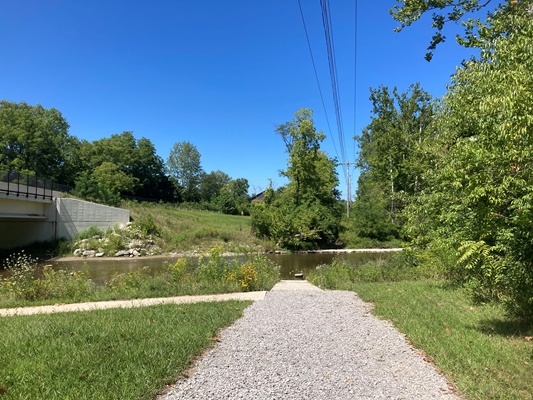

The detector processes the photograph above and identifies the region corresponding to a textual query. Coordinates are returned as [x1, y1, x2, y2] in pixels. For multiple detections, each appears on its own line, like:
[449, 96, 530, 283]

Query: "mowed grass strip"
[0, 300, 251, 400]
[352, 281, 533, 400]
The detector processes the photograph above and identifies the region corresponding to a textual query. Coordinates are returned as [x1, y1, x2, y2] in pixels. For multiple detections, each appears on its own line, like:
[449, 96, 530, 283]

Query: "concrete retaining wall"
[0, 196, 130, 249]
[55, 198, 130, 240]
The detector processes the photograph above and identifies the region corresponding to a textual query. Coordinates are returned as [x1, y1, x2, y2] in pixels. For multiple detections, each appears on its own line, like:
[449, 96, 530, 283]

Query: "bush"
[77, 225, 105, 240]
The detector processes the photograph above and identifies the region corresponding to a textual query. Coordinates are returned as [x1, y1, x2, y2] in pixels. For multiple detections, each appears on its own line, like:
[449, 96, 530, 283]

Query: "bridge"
[0, 171, 130, 249]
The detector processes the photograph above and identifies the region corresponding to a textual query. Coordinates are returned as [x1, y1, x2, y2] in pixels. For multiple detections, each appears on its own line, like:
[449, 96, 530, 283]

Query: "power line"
[353, 0, 359, 164]
[296, 0, 339, 162]
[320, 0, 347, 170]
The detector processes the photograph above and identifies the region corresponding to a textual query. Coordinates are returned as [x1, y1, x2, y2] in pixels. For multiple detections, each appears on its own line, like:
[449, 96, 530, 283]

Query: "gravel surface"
[160, 290, 460, 400]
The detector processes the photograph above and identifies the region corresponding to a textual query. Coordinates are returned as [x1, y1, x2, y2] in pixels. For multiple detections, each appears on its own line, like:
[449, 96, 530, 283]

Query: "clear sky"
[0, 1, 479, 198]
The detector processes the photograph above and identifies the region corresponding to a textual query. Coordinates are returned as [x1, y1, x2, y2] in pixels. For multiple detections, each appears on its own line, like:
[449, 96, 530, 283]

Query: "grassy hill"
[125, 201, 268, 254]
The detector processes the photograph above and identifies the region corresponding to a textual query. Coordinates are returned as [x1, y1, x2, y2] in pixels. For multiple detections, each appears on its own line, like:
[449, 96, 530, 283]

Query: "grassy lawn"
[0, 301, 251, 400]
[352, 281, 533, 400]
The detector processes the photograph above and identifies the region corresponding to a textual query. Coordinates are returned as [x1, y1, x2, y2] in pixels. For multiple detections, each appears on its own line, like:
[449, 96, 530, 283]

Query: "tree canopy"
[390, 0, 533, 60]
[0, 101, 80, 184]
[352, 83, 435, 242]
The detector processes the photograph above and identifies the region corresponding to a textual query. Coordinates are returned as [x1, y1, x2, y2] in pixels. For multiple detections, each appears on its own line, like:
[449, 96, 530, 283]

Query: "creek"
[44, 251, 397, 283]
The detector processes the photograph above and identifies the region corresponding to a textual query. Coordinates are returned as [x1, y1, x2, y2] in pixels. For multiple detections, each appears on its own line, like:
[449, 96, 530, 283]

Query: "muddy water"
[43, 251, 395, 283]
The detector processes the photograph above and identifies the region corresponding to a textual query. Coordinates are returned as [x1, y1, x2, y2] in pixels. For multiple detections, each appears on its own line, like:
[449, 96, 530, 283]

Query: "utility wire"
[320, 0, 348, 174]
[296, 0, 339, 162]
[353, 0, 359, 165]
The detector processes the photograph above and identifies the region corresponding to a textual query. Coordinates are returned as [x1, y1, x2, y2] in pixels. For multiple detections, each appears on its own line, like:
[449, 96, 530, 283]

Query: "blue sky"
[0, 1, 480, 197]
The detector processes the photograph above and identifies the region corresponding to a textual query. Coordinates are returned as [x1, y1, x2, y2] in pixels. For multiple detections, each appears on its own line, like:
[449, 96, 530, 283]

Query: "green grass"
[308, 258, 533, 400]
[352, 281, 533, 400]
[125, 201, 267, 253]
[0, 300, 251, 400]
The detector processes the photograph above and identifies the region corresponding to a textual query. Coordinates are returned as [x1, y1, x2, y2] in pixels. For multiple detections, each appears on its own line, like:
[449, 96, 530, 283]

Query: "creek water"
[42, 251, 395, 283]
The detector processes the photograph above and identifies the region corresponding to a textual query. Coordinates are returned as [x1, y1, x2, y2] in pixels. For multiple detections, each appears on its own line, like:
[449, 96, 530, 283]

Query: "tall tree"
[0, 101, 79, 184]
[354, 83, 434, 237]
[130, 137, 174, 201]
[166, 141, 204, 202]
[200, 170, 231, 202]
[277, 108, 339, 206]
[252, 109, 341, 249]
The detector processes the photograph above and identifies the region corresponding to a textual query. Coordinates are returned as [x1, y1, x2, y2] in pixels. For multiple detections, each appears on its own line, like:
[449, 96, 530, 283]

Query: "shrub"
[77, 225, 105, 240]
[132, 215, 161, 237]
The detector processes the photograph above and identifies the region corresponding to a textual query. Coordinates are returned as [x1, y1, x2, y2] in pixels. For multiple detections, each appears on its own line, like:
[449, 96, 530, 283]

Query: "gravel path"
[160, 287, 459, 399]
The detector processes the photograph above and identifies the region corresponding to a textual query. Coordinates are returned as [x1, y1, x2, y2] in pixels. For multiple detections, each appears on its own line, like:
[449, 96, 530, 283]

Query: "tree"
[277, 108, 339, 206]
[79, 132, 174, 201]
[167, 141, 204, 202]
[404, 10, 533, 316]
[91, 162, 137, 194]
[353, 83, 435, 239]
[200, 170, 231, 202]
[251, 109, 341, 249]
[390, 0, 532, 60]
[130, 137, 174, 201]
[72, 171, 121, 207]
[0, 101, 80, 184]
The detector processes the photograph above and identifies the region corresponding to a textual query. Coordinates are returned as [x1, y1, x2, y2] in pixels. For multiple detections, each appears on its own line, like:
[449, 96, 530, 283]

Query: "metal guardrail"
[0, 171, 55, 200]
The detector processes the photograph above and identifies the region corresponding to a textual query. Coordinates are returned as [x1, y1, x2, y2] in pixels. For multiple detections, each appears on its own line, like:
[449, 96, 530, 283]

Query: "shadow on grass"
[476, 317, 533, 338]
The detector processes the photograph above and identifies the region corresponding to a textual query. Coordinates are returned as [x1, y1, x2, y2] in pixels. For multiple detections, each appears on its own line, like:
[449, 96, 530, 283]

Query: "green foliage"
[308, 250, 451, 289]
[251, 109, 342, 249]
[70, 222, 162, 257]
[351, 83, 434, 244]
[76, 225, 105, 240]
[72, 171, 122, 206]
[132, 215, 161, 237]
[389, 0, 525, 61]
[167, 141, 204, 202]
[0, 247, 279, 308]
[200, 170, 231, 202]
[1, 252, 94, 302]
[0, 101, 80, 184]
[91, 161, 138, 194]
[403, 11, 533, 317]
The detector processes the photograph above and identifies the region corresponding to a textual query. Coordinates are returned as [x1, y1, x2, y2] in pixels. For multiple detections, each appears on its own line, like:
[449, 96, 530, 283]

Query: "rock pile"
[72, 223, 162, 258]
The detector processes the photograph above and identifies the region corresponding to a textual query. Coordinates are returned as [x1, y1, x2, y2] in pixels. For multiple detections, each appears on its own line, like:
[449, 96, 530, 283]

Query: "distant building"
[250, 191, 265, 202]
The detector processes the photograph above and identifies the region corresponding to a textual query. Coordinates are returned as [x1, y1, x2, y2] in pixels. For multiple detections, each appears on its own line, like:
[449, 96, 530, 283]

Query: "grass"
[0, 300, 251, 400]
[353, 281, 533, 400]
[125, 201, 267, 253]
[308, 258, 533, 400]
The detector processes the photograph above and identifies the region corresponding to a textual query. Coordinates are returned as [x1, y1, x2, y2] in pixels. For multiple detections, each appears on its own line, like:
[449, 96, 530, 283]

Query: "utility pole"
[340, 161, 356, 218]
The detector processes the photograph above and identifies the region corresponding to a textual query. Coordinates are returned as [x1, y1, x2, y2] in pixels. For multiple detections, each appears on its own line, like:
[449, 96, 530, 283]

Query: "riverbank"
[52, 248, 403, 262]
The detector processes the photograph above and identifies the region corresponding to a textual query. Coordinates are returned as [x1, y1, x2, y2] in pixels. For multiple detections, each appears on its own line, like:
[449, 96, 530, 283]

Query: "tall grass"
[0, 301, 251, 400]
[0, 247, 280, 308]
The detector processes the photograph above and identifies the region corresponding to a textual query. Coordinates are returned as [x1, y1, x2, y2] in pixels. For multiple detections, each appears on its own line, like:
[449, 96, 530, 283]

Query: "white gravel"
[160, 289, 460, 400]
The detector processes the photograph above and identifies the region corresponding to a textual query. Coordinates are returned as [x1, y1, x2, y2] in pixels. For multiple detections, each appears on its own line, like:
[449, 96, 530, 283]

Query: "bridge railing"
[0, 171, 54, 200]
